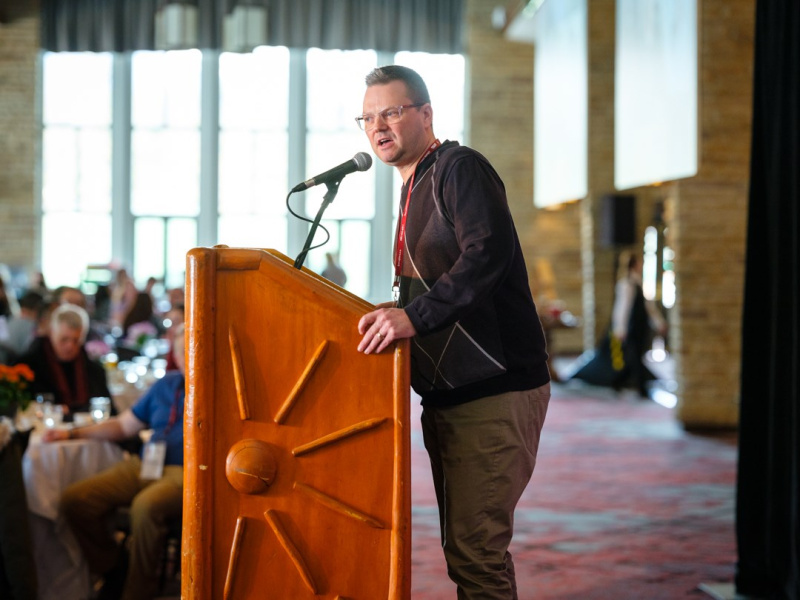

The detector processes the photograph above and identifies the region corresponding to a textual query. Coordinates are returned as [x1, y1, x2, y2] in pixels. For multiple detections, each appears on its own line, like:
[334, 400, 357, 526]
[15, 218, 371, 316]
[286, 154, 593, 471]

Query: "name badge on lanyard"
[140, 379, 183, 480]
[140, 440, 167, 480]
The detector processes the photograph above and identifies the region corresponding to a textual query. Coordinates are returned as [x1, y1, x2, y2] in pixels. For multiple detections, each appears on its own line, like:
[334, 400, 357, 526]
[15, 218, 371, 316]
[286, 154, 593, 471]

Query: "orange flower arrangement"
[0, 363, 35, 414]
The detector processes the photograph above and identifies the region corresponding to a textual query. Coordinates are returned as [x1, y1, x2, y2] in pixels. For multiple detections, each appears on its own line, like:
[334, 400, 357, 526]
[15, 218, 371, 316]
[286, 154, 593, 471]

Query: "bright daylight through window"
[40, 48, 465, 302]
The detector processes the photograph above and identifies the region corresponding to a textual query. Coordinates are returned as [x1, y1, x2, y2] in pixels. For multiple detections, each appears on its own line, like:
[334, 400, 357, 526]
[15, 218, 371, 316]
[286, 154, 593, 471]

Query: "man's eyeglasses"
[355, 103, 424, 131]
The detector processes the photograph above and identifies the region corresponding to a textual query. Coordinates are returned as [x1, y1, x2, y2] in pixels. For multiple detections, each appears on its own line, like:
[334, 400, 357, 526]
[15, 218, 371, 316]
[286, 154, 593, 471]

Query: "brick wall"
[669, 0, 754, 426]
[625, 1, 752, 427]
[466, 0, 754, 428]
[465, 0, 587, 357]
[585, 0, 618, 351]
[0, 7, 39, 274]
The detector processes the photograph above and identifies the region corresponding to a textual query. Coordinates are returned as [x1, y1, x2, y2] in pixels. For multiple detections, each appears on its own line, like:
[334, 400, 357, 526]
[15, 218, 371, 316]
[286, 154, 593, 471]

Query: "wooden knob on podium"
[225, 439, 277, 495]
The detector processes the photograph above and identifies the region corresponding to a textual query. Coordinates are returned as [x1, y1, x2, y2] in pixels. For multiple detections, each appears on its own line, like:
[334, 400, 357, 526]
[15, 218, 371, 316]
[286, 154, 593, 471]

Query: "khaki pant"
[60, 456, 183, 600]
[421, 383, 550, 599]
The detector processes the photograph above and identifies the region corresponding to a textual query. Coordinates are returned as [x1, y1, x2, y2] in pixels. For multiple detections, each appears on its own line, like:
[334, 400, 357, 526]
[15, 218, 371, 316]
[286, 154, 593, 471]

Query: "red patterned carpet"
[409, 382, 739, 599]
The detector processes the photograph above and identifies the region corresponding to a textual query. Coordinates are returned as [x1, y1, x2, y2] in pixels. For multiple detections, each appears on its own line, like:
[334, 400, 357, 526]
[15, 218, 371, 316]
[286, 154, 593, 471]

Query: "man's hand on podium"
[358, 306, 416, 354]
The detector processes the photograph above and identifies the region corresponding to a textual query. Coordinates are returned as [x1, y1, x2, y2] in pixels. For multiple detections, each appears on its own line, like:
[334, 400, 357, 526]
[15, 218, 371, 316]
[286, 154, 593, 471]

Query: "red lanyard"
[393, 139, 441, 299]
[163, 377, 184, 436]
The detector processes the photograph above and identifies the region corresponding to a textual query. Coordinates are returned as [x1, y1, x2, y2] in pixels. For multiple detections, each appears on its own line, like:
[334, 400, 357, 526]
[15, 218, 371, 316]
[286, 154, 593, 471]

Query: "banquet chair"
[113, 507, 182, 594]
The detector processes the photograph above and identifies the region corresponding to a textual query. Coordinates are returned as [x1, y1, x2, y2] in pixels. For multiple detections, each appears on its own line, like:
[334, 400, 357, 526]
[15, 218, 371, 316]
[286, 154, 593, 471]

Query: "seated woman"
[122, 291, 158, 340]
[14, 303, 113, 417]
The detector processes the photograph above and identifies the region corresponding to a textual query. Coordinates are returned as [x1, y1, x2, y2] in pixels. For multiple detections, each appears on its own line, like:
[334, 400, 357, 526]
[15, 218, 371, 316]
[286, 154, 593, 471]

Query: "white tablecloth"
[22, 431, 125, 600]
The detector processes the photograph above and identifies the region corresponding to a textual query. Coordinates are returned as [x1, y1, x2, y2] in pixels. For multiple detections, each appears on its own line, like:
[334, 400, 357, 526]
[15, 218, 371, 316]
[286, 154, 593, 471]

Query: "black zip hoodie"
[397, 141, 550, 405]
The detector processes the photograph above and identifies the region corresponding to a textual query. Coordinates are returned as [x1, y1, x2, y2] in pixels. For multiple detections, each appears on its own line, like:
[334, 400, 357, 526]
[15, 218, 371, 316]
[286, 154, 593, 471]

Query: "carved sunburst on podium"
[221, 327, 391, 599]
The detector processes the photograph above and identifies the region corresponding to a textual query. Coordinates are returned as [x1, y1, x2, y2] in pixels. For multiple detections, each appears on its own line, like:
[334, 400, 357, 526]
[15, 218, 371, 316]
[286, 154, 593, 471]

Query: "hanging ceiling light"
[223, 5, 268, 53]
[155, 2, 198, 51]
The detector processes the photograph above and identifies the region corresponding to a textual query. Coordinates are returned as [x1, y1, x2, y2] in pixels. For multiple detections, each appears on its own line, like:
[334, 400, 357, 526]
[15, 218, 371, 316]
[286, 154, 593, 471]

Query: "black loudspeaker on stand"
[600, 194, 636, 248]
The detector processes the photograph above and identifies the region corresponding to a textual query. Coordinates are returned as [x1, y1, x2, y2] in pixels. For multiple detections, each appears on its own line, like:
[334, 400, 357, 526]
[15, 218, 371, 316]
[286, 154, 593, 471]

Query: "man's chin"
[379, 152, 406, 169]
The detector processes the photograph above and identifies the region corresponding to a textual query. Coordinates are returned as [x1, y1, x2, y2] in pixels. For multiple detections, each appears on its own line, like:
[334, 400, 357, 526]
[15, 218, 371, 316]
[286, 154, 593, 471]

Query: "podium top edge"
[186, 246, 374, 310]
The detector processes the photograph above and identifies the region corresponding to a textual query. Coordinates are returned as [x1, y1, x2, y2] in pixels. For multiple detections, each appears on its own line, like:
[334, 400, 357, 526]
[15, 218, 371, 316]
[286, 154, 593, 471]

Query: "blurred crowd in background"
[0, 263, 185, 416]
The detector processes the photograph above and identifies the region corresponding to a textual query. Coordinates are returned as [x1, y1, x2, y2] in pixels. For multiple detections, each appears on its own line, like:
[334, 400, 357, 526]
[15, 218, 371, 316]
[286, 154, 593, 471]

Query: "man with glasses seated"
[15, 303, 113, 417]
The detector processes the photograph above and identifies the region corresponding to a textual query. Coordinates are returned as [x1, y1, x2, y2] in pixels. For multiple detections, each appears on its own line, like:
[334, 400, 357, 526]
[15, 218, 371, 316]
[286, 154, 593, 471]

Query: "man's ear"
[422, 103, 434, 127]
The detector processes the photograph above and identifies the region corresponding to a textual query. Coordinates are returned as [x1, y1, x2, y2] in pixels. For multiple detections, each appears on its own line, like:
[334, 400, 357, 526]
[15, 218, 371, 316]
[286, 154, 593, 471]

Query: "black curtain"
[736, 1, 800, 598]
[41, 0, 161, 52]
[40, 0, 464, 54]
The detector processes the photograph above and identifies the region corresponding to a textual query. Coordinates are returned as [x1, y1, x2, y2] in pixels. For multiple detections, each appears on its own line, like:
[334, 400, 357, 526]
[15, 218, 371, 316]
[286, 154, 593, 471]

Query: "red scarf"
[42, 337, 89, 408]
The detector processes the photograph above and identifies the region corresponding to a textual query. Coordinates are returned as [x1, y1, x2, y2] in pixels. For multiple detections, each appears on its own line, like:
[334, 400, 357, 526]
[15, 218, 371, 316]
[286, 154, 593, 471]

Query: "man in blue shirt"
[43, 325, 185, 600]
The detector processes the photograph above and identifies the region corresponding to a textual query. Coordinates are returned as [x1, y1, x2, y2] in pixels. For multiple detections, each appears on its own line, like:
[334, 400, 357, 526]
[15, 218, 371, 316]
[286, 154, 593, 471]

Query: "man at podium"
[356, 65, 551, 599]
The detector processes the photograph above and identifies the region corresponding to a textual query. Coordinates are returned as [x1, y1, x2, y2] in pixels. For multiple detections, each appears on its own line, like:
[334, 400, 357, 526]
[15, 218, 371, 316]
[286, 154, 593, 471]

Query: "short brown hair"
[365, 65, 431, 105]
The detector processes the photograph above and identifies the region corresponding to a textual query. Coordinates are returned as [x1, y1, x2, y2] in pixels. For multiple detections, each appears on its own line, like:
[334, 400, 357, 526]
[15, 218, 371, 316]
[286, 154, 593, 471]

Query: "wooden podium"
[182, 247, 411, 599]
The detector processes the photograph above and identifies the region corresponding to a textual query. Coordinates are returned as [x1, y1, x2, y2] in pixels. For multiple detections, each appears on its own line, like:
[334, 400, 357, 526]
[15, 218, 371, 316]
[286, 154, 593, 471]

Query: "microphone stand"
[293, 180, 340, 270]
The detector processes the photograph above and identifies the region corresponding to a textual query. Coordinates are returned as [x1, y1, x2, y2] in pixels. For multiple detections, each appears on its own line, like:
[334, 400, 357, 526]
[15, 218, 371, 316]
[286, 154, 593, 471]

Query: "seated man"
[15, 303, 112, 416]
[52, 285, 88, 310]
[42, 324, 185, 600]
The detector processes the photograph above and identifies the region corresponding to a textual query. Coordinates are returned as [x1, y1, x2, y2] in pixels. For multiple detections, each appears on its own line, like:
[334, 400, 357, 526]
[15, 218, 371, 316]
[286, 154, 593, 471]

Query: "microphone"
[291, 152, 373, 192]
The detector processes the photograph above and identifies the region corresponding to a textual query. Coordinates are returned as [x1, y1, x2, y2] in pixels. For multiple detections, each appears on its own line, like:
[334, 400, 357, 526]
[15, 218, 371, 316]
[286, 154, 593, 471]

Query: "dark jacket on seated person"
[0, 429, 37, 600]
[14, 337, 114, 415]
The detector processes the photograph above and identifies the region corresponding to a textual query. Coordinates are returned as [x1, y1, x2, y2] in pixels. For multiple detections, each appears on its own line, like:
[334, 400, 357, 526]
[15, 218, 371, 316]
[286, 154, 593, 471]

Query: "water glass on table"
[34, 393, 55, 421]
[41, 401, 63, 428]
[90, 396, 112, 423]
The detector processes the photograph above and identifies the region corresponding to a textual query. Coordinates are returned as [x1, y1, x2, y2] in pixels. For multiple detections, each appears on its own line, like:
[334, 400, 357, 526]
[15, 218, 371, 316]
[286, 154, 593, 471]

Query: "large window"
[40, 48, 465, 302]
[131, 50, 202, 288]
[303, 49, 379, 297]
[218, 46, 290, 252]
[41, 52, 113, 287]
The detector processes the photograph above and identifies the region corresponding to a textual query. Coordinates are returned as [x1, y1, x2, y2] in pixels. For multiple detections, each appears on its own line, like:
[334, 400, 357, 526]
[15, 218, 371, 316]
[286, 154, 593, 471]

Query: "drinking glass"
[42, 402, 63, 428]
[90, 397, 112, 423]
[35, 393, 55, 421]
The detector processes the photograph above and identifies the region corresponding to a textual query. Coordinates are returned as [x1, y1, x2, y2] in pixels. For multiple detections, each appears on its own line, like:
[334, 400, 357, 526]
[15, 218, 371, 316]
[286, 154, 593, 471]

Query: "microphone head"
[353, 152, 373, 172]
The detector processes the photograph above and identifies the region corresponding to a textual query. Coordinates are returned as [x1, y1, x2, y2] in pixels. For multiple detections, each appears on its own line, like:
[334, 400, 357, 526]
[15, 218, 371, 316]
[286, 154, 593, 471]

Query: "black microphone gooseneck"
[293, 181, 340, 270]
[291, 153, 373, 270]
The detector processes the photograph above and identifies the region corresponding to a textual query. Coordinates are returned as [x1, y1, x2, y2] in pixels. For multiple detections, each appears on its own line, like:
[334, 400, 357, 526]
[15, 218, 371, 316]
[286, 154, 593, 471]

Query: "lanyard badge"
[392, 139, 441, 301]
